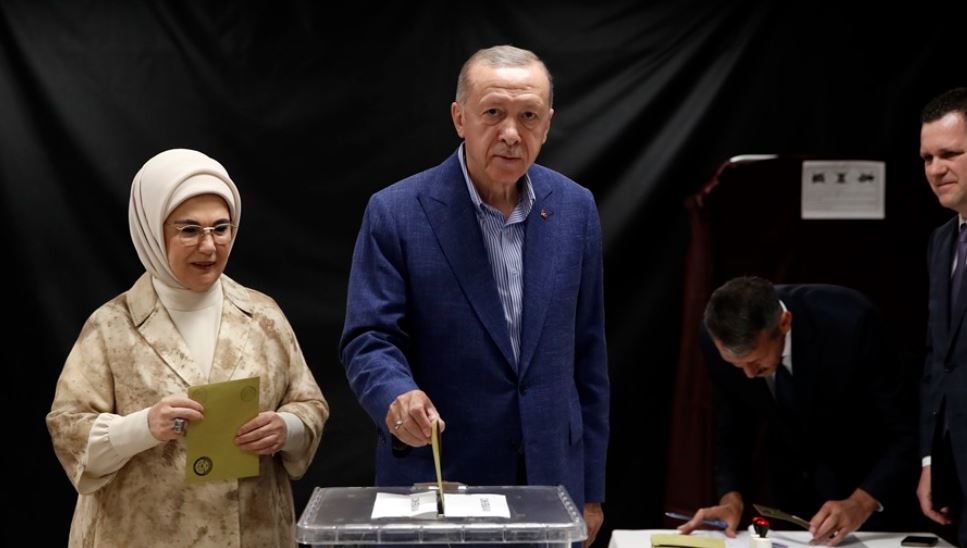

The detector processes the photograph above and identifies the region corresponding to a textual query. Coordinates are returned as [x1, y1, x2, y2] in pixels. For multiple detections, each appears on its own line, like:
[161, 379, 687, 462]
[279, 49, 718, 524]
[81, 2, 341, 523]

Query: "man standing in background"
[918, 88, 967, 546]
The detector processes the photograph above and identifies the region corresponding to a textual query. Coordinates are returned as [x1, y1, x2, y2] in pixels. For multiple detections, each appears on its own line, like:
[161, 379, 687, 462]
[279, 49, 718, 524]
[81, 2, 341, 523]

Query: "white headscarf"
[128, 149, 242, 289]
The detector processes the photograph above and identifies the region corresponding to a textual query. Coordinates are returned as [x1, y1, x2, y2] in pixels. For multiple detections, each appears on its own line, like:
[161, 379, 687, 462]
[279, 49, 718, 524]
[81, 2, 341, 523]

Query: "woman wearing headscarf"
[47, 148, 329, 547]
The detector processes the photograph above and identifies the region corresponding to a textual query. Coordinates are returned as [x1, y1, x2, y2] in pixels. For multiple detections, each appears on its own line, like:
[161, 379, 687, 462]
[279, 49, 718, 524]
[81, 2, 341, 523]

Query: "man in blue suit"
[919, 88, 967, 546]
[340, 45, 609, 546]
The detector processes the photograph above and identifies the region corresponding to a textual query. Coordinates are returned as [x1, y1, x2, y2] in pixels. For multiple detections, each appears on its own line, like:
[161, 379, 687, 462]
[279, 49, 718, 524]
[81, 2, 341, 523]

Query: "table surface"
[609, 529, 954, 548]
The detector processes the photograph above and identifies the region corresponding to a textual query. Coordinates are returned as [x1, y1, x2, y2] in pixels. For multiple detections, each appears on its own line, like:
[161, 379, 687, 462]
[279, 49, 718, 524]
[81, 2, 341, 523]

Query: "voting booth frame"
[296, 485, 585, 546]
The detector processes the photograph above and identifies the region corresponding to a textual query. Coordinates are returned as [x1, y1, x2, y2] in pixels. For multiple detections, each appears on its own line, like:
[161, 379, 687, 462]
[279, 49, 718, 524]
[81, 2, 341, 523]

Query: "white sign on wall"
[801, 160, 885, 219]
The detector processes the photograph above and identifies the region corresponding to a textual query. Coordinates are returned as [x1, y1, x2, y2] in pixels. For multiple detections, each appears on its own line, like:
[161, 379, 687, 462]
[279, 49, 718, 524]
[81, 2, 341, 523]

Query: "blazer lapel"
[209, 276, 256, 384]
[518, 173, 559, 377]
[773, 292, 817, 433]
[419, 155, 516, 369]
[128, 274, 206, 387]
[937, 218, 961, 357]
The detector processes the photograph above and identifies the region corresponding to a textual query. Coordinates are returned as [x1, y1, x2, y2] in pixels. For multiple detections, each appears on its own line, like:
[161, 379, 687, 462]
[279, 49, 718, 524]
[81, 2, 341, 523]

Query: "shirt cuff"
[923, 455, 932, 467]
[110, 408, 163, 458]
[279, 411, 307, 453]
[81, 408, 162, 488]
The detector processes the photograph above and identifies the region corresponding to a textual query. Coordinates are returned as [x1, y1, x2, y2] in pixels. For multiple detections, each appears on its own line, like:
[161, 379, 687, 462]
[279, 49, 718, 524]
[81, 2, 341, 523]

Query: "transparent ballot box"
[296, 485, 586, 546]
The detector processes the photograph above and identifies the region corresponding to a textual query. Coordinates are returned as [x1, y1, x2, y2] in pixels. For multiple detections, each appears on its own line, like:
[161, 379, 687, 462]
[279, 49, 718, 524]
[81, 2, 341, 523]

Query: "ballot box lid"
[296, 485, 586, 545]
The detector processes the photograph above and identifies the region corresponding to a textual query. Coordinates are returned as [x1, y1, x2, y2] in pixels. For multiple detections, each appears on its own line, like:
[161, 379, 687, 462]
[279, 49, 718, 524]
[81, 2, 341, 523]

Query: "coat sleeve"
[271, 306, 330, 480]
[339, 194, 420, 428]
[47, 315, 120, 493]
[575, 190, 610, 503]
[921, 229, 940, 458]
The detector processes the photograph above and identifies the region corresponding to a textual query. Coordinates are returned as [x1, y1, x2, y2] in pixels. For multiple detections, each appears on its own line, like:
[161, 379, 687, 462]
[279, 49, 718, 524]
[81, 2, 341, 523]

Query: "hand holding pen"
[676, 491, 743, 538]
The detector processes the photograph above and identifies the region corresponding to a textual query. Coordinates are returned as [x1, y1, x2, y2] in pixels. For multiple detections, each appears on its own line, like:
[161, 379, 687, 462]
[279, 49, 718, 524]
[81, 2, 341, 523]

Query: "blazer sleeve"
[339, 194, 420, 427]
[921, 229, 940, 458]
[574, 190, 610, 503]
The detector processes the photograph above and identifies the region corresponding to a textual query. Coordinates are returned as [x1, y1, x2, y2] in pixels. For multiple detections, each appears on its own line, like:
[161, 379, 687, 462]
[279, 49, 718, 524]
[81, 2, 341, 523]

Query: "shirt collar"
[779, 299, 793, 374]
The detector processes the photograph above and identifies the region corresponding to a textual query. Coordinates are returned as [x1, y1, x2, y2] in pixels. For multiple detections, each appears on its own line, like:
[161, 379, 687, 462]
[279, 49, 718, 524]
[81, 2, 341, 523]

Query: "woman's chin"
[181, 272, 221, 292]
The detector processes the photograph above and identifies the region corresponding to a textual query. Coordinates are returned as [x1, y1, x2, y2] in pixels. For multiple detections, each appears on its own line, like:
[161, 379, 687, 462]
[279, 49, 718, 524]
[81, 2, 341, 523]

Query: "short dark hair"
[921, 88, 967, 124]
[704, 276, 781, 355]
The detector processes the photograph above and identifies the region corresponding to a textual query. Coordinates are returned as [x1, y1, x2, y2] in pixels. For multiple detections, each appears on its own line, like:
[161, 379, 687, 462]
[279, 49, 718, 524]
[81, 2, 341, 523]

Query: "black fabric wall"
[4, 1, 964, 543]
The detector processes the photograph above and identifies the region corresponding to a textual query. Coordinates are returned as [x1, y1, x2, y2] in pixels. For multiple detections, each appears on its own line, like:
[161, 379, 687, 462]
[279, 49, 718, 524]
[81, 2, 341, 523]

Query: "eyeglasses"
[169, 223, 236, 245]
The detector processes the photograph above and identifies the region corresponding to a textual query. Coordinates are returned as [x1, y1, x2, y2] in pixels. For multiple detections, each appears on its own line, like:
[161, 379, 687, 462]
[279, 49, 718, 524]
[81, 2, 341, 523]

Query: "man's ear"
[541, 108, 554, 144]
[778, 310, 793, 335]
[451, 102, 465, 139]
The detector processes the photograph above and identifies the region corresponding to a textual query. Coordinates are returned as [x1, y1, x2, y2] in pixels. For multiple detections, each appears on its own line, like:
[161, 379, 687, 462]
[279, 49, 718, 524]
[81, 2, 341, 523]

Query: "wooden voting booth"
[662, 155, 924, 528]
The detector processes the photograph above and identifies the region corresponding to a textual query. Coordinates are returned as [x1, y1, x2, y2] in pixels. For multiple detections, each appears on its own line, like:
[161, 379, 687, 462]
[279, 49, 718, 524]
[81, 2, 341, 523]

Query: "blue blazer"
[340, 151, 609, 506]
[922, 217, 967, 505]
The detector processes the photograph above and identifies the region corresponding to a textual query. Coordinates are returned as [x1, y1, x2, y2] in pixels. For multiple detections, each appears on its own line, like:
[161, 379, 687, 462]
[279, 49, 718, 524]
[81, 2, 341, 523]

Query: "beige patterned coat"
[47, 273, 329, 547]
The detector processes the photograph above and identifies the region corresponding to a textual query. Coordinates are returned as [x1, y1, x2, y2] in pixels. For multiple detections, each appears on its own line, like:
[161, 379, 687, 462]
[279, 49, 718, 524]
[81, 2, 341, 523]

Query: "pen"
[664, 511, 729, 530]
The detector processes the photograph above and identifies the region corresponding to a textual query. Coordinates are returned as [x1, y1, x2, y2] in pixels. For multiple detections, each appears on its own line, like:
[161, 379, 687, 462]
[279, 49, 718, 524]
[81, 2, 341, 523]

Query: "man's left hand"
[583, 503, 604, 548]
[808, 488, 878, 546]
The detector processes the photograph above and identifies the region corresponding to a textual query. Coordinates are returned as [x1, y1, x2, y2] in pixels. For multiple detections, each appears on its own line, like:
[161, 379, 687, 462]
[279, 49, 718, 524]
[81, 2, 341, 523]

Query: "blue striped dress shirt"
[457, 144, 535, 365]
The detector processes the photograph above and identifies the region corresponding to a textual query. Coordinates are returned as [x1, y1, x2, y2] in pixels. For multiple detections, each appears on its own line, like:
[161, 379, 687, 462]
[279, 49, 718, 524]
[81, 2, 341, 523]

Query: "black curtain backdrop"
[5, 1, 965, 544]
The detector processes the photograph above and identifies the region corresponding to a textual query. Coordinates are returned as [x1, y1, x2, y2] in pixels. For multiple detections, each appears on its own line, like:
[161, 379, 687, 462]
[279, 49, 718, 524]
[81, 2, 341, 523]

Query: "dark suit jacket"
[699, 284, 917, 523]
[339, 150, 609, 507]
[923, 216, 967, 505]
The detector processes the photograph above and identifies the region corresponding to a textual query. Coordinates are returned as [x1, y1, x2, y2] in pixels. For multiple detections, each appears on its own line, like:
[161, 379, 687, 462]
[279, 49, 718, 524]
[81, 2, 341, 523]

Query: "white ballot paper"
[371, 491, 510, 519]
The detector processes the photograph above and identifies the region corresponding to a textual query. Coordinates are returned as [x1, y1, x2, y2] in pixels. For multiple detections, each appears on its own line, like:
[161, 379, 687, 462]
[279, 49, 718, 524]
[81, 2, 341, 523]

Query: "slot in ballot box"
[296, 485, 586, 546]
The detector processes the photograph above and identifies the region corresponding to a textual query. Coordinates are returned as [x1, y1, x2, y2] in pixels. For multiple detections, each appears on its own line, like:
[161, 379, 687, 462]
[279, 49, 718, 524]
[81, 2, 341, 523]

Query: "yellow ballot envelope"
[650, 534, 725, 548]
[185, 376, 260, 483]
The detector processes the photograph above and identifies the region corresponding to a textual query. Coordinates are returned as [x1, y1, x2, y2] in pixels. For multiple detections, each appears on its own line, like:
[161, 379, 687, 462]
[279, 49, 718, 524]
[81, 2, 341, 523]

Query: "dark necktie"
[774, 364, 799, 421]
[951, 223, 967, 320]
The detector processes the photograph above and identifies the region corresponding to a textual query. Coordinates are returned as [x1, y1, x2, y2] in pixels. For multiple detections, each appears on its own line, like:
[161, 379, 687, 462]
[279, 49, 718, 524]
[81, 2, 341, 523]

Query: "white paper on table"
[689, 527, 857, 548]
[371, 491, 510, 519]
[371, 491, 439, 519]
[442, 493, 510, 518]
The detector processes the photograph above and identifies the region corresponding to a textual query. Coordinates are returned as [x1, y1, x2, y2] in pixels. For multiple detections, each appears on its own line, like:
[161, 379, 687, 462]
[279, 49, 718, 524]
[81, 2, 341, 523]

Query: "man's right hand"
[385, 389, 446, 447]
[679, 491, 743, 538]
[918, 465, 953, 525]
